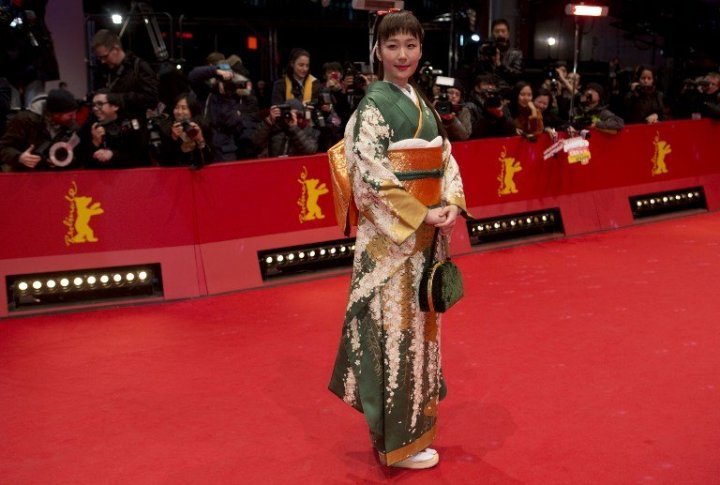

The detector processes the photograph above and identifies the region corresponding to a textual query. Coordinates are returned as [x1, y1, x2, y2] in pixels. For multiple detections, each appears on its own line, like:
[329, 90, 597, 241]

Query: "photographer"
[312, 90, 343, 152]
[476, 19, 524, 87]
[252, 98, 319, 158]
[84, 89, 150, 168]
[339, 62, 369, 120]
[467, 74, 516, 139]
[0, 89, 84, 171]
[567, 83, 624, 134]
[156, 93, 212, 167]
[624, 66, 666, 124]
[190, 60, 259, 161]
[534, 88, 563, 130]
[433, 78, 472, 141]
[699, 72, 720, 119]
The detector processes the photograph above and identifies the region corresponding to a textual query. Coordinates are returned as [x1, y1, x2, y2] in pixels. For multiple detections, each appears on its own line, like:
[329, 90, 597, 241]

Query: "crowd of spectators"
[1, 21, 720, 172]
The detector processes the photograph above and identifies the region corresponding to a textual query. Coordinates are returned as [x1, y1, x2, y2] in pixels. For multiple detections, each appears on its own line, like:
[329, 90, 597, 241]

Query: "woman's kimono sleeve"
[441, 139, 469, 215]
[347, 100, 428, 245]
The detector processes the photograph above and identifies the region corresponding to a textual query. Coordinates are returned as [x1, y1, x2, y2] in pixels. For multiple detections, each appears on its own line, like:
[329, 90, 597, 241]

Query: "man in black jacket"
[0, 89, 84, 171]
[91, 29, 159, 120]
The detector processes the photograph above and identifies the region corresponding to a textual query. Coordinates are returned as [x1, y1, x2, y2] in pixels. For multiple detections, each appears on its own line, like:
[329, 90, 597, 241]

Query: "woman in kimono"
[328, 10, 468, 470]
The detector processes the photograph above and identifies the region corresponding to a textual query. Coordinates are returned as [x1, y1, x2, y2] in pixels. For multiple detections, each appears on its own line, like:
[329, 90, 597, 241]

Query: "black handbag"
[419, 228, 464, 313]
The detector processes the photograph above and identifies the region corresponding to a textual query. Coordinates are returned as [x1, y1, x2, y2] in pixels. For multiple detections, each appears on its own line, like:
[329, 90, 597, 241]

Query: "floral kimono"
[328, 81, 467, 465]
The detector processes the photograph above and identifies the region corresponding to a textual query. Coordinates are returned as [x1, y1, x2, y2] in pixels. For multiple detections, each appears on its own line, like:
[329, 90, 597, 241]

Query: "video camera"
[478, 38, 508, 59]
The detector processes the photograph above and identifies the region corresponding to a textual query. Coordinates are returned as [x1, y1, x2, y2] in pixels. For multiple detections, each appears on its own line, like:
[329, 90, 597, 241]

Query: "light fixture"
[565, 4, 609, 17]
[547, 36, 557, 46]
[258, 238, 356, 280]
[6, 264, 163, 312]
[467, 209, 564, 246]
[470, 33, 481, 42]
[111, 14, 123, 24]
[630, 187, 706, 219]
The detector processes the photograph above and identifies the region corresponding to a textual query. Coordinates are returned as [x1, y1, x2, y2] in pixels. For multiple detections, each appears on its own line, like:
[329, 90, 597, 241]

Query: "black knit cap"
[585, 82, 605, 99]
[46, 89, 78, 113]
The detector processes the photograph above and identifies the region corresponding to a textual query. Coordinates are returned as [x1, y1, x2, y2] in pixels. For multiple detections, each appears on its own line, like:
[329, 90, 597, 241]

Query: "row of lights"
[634, 191, 701, 208]
[15, 271, 149, 293]
[470, 213, 556, 234]
[631, 188, 706, 219]
[263, 243, 355, 267]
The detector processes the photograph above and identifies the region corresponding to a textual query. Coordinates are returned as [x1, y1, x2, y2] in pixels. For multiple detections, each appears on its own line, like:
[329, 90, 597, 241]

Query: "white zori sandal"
[391, 448, 439, 469]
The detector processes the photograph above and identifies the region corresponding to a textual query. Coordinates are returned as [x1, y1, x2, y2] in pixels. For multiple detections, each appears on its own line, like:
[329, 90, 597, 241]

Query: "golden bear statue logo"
[498, 146, 522, 196]
[64, 182, 104, 245]
[298, 166, 329, 222]
[651, 132, 672, 175]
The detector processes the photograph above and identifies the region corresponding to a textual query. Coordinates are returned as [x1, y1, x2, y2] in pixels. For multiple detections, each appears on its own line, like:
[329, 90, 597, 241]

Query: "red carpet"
[2, 213, 720, 484]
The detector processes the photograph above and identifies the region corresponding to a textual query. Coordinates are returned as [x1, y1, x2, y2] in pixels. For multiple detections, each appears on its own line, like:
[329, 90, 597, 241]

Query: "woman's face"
[378, 32, 422, 87]
[518, 85, 533, 107]
[639, 69, 654, 87]
[292, 55, 310, 80]
[173, 98, 191, 121]
[534, 94, 549, 112]
[447, 87, 462, 105]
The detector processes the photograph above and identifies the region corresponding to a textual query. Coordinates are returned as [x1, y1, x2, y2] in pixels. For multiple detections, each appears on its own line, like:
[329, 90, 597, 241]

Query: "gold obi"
[328, 142, 444, 236]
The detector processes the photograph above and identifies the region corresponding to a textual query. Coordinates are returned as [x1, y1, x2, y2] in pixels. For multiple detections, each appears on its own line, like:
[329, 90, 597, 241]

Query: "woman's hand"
[435, 205, 460, 235]
[171, 122, 184, 140]
[646, 113, 659, 124]
[424, 207, 447, 226]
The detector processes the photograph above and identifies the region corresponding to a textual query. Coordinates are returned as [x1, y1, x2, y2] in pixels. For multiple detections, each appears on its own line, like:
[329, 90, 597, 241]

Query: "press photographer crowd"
[1, 18, 720, 172]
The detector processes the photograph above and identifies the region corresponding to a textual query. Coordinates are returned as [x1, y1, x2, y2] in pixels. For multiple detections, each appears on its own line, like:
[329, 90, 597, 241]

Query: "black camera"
[102, 118, 141, 138]
[433, 76, 457, 117]
[481, 88, 503, 109]
[180, 120, 200, 138]
[344, 64, 367, 94]
[277, 104, 294, 123]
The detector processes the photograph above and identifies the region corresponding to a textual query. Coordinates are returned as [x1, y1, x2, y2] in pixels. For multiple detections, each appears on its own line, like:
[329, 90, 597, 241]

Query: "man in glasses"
[83, 89, 150, 169]
[91, 29, 159, 122]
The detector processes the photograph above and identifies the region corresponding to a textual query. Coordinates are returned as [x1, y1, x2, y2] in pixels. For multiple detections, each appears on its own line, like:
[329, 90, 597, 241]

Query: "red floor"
[2, 213, 720, 485]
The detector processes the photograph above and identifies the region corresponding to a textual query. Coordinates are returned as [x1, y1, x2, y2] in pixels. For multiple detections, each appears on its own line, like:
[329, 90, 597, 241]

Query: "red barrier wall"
[2, 119, 718, 317]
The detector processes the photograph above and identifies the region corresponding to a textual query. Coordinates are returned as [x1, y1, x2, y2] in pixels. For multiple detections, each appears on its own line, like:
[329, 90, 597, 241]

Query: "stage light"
[630, 187, 707, 219]
[547, 37, 557, 46]
[467, 209, 564, 246]
[6, 264, 162, 312]
[565, 4, 609, 17]
[138, 271, 148, 281]
[258, 238, 356, 279]
[111, 14, 123, 24]
[176, 64, 182, 70]
[470, 33, 481, 42]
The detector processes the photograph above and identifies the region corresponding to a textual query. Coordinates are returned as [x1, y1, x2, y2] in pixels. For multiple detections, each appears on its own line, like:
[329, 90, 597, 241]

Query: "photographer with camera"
[0, 89, 84, 171]
[252, 98, 319, 158]
[433, 77, 472, 141]
[189, 58, 259, 161]
[476, 19, 524, 88]
[84, 89, 150, 169]
[155, 92, 212, 167]
[312, 90, 343, 152]
[467, 74, 516, 139]
[566, 82, 624, 135]
[624, 66, 666, 124]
